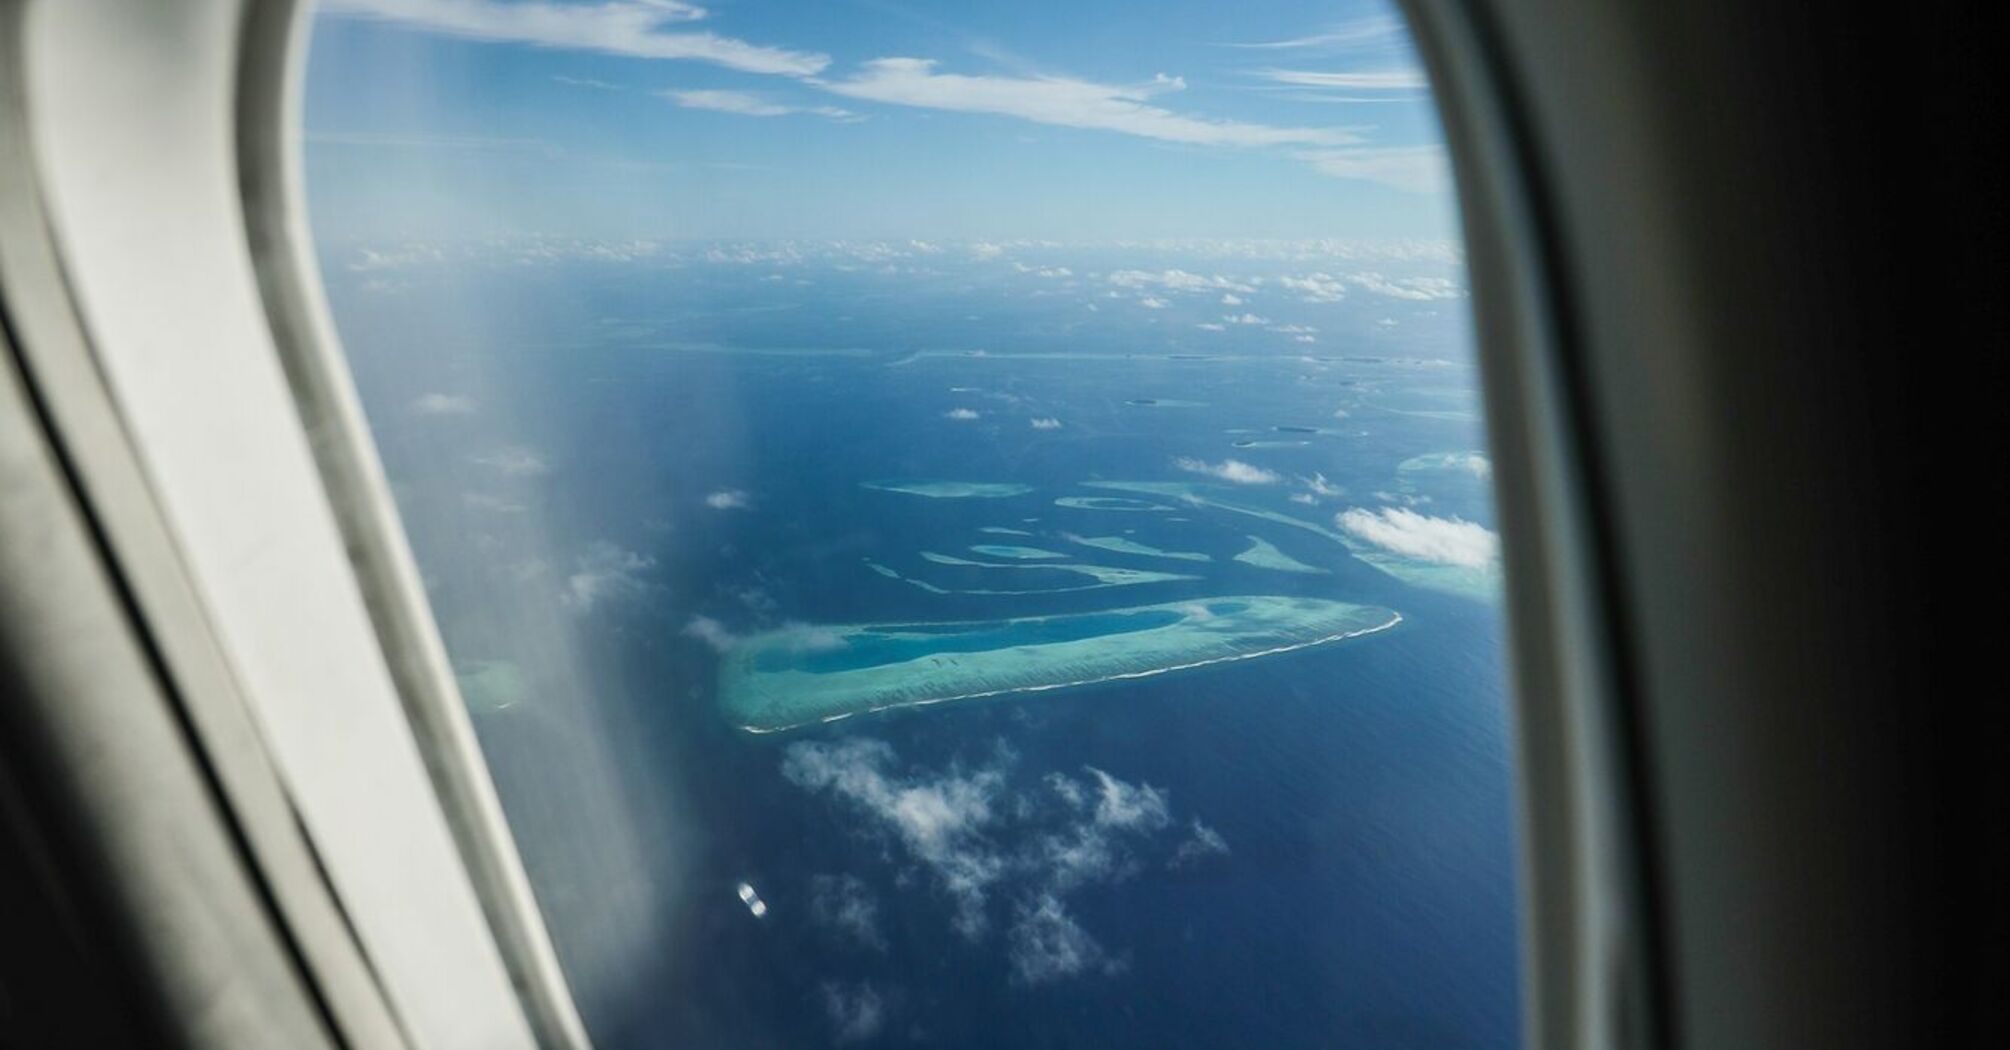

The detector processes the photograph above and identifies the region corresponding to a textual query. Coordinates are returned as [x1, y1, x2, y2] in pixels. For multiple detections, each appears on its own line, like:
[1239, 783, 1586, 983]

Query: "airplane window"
[303, 1, 1522, 1046]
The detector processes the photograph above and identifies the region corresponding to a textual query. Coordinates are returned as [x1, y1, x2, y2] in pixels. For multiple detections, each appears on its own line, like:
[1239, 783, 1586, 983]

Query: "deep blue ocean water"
[326, 245, 1522, 1049]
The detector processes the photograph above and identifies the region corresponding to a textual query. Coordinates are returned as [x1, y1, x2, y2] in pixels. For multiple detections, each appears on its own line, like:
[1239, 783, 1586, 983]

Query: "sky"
[304, 0, 1460, 244]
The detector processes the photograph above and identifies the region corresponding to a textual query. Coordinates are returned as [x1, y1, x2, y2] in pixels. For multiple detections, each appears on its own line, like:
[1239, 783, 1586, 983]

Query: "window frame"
[1, 1, 579, 1046]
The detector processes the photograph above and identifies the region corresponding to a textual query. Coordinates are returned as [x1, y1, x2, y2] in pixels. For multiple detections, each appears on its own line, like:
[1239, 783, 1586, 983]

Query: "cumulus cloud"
[681, 615, 740, 651]
[784, 739, 1007, 938]
[1033, 767, 1170, 891]
[1302, 471, 1344, 497]
[820, 59, 1358, 149]
[1007, 893, 1119, 984]
[1175, 457, 1281, 485]
[1136, 296, 1170, 309]
[663, 88, 859, 120]
[811, 874, 886, 951]
[561, 542, 653, 611]
[1222, 312, 1271, 326]
[1220, 293, 1244, 305]
[1337, 507, 1499, 568]
[1108, 269, 1254, 294]
[945, 407, 981, 421]
[1439, 452, 1492, 478]
[319, 0, 830, 76]
[1277, 272, 1347, 302]
[473, 447, 548, 476]
[819, 981, 885, 1044]
[1346, 270, 1465, 300]
[705, 488, 751, 509]
[410, 392, 475, 415]
[1171, 820, 1231, 867]
[1030, 417, 1064, 430]
[1086, 767, 1171, 831]
[784, 741, 1223, 980]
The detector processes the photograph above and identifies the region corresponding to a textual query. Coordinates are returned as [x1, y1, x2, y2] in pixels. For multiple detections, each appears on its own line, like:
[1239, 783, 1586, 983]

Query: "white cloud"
[1108, 269, 1253, 294]
[1337, 507, 1499, 568]
[1007, 893, 1117, 984]
[681, 615, 739, 650]
[819, 58, 1358, 148]
[1195, 322, 1227, 332]
[473, 447, 548, 476]
[1435, 452, 1492, 478]
[561, 542, 653, 611]
[411, 392, 475, 415]
[319, 0, 830, 76]
[550, 74, 621, 90]
[1175, 457, 1281, 485]
[784, 742, 1223, 974]
[705, 488, 751, 509]
[1297, 146, 1451, 192]
[663, 88, 858, 121]
[819, 981, 885, 1044]
[811, 875, 885, 951]
[349, 244, 446, 271]
[1030, 417, 1064, 430]
[1220, 293, 1244, 305]
[1222, 312, 1271, 325]
[1136, 296, 1170, 309]
[1171, 820, 1230, 866]
[1230, 16, 1409, 51]
[945, 407, 981, 421]
[1255, 68, 1430, 91]
[1302, 471, 1343, 497]
[1277, 272, 1347, 302]
[784, 739, 1007, 939]
[777, 622, 848, 652]
[1087, 767, 1170, 831]
[1346, 270, 1465, 300]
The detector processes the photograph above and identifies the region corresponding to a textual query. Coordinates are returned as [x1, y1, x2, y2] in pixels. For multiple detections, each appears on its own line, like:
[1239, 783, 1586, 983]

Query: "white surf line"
[738, 611, 1403, 734]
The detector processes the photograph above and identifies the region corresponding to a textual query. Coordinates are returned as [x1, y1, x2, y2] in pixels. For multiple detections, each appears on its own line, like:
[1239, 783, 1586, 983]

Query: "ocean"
[326, 243, 1523, 1048]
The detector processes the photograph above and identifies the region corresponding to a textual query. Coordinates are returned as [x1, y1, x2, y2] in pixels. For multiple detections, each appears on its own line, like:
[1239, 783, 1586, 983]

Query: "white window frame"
[2, 1, 584, 1046]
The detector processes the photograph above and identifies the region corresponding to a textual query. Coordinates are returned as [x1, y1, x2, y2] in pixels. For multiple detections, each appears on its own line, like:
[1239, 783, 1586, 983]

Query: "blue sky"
[305, 0, 1458, 243]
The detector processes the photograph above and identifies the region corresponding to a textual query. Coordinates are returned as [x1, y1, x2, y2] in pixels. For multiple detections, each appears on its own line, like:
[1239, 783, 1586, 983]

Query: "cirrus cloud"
[319, 0, 830, 76]
[819, 58, 1359, 149]
[664, 88, 860, 121]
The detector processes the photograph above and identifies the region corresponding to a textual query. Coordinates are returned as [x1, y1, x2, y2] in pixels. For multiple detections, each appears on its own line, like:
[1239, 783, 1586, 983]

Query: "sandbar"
[862, 480, 1035, 499]
[720, 595, 1401, 732]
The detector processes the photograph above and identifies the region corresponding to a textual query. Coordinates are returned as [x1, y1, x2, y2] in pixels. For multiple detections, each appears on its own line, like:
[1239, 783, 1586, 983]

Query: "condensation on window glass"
[304, 1, 1521, 1046]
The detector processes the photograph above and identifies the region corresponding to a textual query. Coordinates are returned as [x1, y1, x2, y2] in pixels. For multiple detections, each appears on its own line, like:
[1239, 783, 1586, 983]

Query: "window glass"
[305, 2, 1521, 1046]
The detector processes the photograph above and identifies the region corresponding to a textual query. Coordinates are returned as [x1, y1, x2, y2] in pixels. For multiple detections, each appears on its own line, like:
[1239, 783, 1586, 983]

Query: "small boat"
[736, 881, 768, 918]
